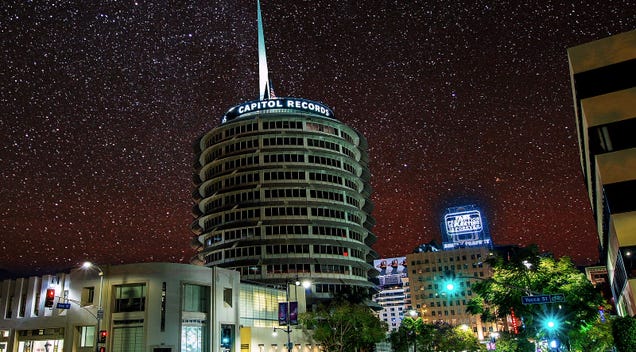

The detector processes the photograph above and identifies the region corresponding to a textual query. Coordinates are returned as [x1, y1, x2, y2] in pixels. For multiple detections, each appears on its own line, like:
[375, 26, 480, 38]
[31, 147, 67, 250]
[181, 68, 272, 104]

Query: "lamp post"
[82, 262, 104, 352]
[272, 325, 293, 352]
[274, 279, 310, 352]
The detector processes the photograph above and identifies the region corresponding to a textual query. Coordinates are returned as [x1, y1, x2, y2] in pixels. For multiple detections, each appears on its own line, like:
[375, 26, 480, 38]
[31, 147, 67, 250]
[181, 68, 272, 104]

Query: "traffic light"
[99, 347, 105, 352]
[441, 271, 458, 294]
[444, 281, 456, 292]
[45, 288, 55, 308]
[99, 330, 108, 343]
[542, 316, 560, 331]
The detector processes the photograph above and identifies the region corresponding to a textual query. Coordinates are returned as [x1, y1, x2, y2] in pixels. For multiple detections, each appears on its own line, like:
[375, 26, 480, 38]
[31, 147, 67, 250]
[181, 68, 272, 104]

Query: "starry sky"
[1, 1, 634, 277]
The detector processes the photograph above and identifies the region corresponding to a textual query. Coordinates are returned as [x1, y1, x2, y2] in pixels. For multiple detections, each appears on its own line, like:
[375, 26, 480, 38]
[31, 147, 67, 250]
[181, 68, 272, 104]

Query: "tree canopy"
[612, 315, 636, 352]
[300, 301, 386, 352]
[467, 245, 609, 350]
[389, 320, 484, 352]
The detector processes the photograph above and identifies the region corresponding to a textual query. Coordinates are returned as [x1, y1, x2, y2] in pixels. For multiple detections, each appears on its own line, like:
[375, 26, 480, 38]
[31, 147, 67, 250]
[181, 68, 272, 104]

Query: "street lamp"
[82, 262, 104, 352]
[272, 324, 293, 351]
[274, 279, 310, 352]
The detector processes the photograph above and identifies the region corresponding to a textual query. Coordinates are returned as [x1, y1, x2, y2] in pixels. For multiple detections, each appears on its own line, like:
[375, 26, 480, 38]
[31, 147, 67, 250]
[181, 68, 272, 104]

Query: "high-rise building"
[372, 256, 410, 332]
[190, 99, 377, 301]
[567, 29, 636, 316]
[406, 246, 503, 341]
[374, 206, 502, 341]
[190, 1, 377, 302]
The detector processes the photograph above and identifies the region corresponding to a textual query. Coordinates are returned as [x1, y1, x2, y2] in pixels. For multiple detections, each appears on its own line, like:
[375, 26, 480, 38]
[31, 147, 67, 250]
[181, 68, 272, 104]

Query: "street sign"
[522, 295, 551, 305]
[56, 302, 71, 309]
[522, 294, 566, 305]
[550, 293, 565, 303]
[97, 308, 104, 319]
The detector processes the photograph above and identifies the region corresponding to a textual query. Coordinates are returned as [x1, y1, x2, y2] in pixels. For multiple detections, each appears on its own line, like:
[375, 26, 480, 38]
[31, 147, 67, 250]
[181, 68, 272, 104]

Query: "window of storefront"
[112, 326, 144, 352]
[79, 326, 95, 348]
[181, 324, 205, 352]
[114, 284, 146, 312]
[183, 284, 209, 312]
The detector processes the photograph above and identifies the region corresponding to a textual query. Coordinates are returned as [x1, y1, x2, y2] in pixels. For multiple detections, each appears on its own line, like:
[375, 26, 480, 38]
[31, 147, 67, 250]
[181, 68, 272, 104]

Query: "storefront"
[16, 328, 64, 352]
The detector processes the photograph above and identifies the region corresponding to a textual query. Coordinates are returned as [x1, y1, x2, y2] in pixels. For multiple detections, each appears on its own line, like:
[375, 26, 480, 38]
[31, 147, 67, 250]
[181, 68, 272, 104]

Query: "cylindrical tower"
[191, 97, 377, 301]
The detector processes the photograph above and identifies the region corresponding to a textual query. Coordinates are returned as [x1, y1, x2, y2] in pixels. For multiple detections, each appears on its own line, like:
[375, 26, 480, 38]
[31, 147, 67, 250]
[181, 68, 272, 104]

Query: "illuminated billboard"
[222, 97, 335, 123]
[373, 256, 407, 288]
[445, 210, 483, 235]
[441, 205, 492, 250]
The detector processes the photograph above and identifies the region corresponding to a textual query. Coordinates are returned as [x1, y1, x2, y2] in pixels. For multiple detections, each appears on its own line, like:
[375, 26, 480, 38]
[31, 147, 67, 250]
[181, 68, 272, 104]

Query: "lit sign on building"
[445, 210, 483, 235]
[222, 97, 334, 123]
[441, 205, 492, 250]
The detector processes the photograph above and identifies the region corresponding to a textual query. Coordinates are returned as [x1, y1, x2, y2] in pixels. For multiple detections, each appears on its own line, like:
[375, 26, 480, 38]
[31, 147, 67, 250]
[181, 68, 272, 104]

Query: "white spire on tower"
[257, 0, 271, 100]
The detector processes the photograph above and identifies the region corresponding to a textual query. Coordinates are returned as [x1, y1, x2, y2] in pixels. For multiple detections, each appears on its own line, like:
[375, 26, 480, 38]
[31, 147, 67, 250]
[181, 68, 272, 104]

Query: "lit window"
[79, 326, 95, 347]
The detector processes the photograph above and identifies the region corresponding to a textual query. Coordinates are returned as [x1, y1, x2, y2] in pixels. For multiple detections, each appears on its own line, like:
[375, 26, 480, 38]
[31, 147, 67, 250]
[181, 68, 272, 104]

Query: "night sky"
[1, 1, 634, 277]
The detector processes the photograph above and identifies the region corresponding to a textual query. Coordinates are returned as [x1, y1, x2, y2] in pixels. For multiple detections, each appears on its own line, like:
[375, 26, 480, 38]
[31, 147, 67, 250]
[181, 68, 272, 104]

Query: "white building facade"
[0, 263, 317, 352]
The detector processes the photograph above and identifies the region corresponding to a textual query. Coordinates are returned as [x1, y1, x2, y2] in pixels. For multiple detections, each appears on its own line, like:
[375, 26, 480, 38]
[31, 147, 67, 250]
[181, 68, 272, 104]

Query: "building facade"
[406, 246, 503, 341]
[373, 280, 409, 332]
[371, 257, 410, 332]
[191, 98, 377, 302]
[239, 281, 314, 352]
[0, 263, 318, 352]
[568, 29, 636, 316]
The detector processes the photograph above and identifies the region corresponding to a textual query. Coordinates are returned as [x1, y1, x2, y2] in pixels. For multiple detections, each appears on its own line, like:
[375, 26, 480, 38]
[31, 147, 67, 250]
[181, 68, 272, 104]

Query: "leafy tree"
[402, 316, 435, 351]
[569, 316, 613, 352]
[389, 322, 432, 352]
[491, 332, 534, 352]
[467, 246, 607, 347]
[612, 315, 636, 352]
[391, 320, 481, 352]
[388, 326, 411, 352]
[432, 322, 485, 352]
[300, 302, 387, 352]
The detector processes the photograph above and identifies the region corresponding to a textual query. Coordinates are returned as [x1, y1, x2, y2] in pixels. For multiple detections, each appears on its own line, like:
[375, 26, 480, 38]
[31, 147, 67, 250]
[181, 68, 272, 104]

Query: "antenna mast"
[257, 0, 271, 100]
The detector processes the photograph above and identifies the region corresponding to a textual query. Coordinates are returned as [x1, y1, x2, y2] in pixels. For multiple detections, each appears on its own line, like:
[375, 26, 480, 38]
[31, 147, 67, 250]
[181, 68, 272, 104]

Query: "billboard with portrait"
[373, 256, 407, 288]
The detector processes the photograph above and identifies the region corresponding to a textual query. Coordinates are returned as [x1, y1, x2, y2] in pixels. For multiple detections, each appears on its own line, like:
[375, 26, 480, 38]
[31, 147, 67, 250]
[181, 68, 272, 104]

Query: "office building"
[0, 263, 317, 352]
[372, 256, 410, 332]
[568, 29, 636, 316]
[406, 246, 503, 341]
[191, 98, 377, 302]
[190, 0, 377, 303]
[0, 263, 240, 352]
[372, 206, 501, 340]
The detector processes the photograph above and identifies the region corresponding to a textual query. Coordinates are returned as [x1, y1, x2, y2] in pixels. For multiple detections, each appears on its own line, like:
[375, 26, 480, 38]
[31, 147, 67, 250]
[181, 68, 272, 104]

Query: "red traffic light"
[45, 289, 55, 308]
[99, 330, 108, 343]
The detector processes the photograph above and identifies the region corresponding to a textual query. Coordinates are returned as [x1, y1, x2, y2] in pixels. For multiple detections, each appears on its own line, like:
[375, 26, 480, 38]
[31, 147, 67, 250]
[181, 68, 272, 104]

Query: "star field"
[1, 1, 634, 277]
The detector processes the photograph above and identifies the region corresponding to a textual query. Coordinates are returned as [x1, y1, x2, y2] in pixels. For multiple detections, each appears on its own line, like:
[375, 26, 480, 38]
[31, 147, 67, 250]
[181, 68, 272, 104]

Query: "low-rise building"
[0, 262, 317, 352]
